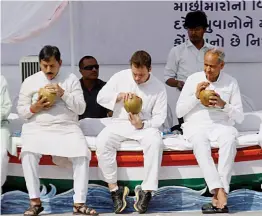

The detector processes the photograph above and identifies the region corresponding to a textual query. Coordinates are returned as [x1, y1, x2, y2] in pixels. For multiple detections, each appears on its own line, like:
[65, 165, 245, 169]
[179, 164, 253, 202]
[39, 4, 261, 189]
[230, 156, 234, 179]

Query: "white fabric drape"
[1, 0, 68, 43]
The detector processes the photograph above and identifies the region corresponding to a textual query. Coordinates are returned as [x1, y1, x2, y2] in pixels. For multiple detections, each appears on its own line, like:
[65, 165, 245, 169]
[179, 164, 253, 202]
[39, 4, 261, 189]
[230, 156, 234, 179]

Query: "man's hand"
[208, 93, 226, 108]
[45, 84, 64, 97]
[116, 92, 135, 103]
[177, 80, 185, 91]
[195, 81, 210, 99]
[128, 113, 143, 129]
[30, 95, 50, 113]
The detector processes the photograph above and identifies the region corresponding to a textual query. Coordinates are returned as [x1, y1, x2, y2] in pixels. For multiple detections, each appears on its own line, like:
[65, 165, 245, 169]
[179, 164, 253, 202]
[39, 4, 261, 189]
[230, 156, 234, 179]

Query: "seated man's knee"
[219, 134, 237, 148]
[142, 128, 163, 149]
[218, 128, 238, 147]
[96, 128, 115, 153]
[71, 156, 89, 166]
[190, 132, 208, 146]
[20, 151, 40, 162]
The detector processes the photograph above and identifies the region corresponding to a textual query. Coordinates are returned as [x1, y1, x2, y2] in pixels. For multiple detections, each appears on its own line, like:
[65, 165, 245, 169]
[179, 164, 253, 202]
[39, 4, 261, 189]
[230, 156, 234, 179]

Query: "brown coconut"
[199, 90, 216, 107]
[38, 88, 56, 106]
[124, 96, 143, 114]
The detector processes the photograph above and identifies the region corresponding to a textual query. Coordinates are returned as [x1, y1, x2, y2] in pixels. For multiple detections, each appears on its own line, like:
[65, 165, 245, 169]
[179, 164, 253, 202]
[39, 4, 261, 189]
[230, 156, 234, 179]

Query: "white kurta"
[17, 71, 90, 159]
[97, 69, 167, 139]
[176, 71, 244, 194]
[1, 75, 12, 186]
[96, 69, 167, 190]
[176, 71, 244, 138]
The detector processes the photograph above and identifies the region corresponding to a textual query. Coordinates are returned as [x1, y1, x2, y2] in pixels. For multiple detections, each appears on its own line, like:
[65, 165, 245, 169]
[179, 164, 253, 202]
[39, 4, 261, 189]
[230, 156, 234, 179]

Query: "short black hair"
[183, 10, 209, 29]
[39, 45, 61, 62]
[79, 56, 96, 69]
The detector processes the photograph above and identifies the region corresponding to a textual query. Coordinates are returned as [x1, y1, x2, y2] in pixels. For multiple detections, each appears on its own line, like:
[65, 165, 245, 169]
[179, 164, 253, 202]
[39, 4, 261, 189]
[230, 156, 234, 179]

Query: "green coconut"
[124, 95, 143, 114]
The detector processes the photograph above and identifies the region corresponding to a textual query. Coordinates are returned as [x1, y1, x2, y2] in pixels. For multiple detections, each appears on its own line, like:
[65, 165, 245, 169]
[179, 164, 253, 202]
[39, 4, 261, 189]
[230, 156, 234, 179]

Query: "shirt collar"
[80, 78, 104, 91]
[203, 71, 223, 83]
[186, 39, 210, 49]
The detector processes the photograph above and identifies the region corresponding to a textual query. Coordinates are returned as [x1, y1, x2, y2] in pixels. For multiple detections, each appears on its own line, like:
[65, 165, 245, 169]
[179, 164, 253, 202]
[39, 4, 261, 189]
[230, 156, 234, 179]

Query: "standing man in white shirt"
[96, 50, 167, 214]
[17, 45, 98, 216]
[1, 75, 12, 188]
[176, 48, 244, 213]
[164, 10, 213, 129]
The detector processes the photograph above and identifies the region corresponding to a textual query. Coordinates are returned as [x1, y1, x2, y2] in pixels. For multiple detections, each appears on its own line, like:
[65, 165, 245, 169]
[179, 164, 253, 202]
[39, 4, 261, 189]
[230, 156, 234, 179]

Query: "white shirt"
[17, 71, 90, 158]
[17, 71, 85, 123]
[176, 71, 244, 127]
[164, 40, 213, 82]
[97, 69, 167, 138]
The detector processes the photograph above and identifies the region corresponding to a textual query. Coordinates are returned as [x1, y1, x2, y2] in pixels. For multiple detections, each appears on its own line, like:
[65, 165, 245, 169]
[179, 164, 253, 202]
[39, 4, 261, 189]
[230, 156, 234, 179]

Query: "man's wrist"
[30, 105, 36, 113]
[221, 102, 230, 111]
[137, 122, 144, 129]
[59, 89, 65, 97]
[220, 101, 226, 109]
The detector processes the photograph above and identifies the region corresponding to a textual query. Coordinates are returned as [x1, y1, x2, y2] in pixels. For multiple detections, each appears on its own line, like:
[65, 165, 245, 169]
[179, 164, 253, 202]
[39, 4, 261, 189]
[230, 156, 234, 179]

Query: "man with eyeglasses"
[164, 10, 213, 132]
[79, 56, 112, 120]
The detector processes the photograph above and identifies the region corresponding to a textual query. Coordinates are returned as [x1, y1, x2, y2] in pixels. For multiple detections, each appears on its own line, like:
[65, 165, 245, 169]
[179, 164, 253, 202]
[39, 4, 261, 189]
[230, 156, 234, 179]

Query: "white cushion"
[259, 124, 262, 145]
[235, 111, 262, 132]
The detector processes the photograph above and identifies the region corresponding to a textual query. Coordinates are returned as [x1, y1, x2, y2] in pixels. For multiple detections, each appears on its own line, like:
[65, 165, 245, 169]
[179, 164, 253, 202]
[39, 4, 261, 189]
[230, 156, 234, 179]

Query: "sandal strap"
[24, 204, 44, 216]
[73, 205, 98, 215]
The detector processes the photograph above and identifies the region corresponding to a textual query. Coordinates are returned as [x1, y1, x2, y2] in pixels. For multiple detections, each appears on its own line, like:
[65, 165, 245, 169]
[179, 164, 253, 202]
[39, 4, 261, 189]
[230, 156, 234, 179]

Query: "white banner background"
[74, 1, 262, 63]
[1, 1, 262, 65]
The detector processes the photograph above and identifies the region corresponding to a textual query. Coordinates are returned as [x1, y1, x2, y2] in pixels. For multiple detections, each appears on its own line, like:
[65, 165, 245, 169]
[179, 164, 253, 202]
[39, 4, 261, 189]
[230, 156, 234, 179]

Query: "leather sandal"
[24, 204, 44, 216]
[73, 204, 99, 215]
[202, 203, 229, 214]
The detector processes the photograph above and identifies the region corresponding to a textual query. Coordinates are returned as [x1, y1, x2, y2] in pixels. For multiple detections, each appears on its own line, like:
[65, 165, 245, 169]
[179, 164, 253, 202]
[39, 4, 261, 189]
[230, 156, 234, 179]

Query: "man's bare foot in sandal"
[216, 188, 227, 209]
[211, 194, 218, 207]
[73, 203, 99, 215]
[24, 198, 44, 216]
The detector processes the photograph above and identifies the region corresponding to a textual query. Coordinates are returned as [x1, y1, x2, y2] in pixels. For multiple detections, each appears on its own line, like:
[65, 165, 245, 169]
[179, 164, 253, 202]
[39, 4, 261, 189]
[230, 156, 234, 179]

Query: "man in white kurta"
[164, 11, 213, 128]
[176, 48, 244, 213]
[96, 51, 167, 214]
[17, 46, 98, 216]
[1, 75, 12, 187]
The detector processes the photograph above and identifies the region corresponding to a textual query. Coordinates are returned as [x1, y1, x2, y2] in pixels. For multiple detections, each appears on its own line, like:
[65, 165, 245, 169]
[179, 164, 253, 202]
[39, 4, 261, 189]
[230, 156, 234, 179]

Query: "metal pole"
[69, 1, 75, 73]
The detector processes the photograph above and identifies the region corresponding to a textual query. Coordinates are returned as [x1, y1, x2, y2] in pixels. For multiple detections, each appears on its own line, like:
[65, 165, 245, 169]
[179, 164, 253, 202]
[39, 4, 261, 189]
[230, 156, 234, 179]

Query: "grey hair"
[205, 47, 225, 63]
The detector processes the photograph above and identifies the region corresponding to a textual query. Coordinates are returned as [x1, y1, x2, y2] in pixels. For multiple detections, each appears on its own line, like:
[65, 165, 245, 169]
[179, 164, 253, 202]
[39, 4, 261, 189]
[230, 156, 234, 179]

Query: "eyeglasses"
[82, 64, 99, 70]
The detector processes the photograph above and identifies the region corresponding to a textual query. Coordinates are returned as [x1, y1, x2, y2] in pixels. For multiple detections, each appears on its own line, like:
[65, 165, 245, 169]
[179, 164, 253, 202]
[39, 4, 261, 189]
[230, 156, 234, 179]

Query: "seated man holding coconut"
[17, 45, 98, 216]
[176, 47, 244, 214]
[95, 50, 167, 214]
